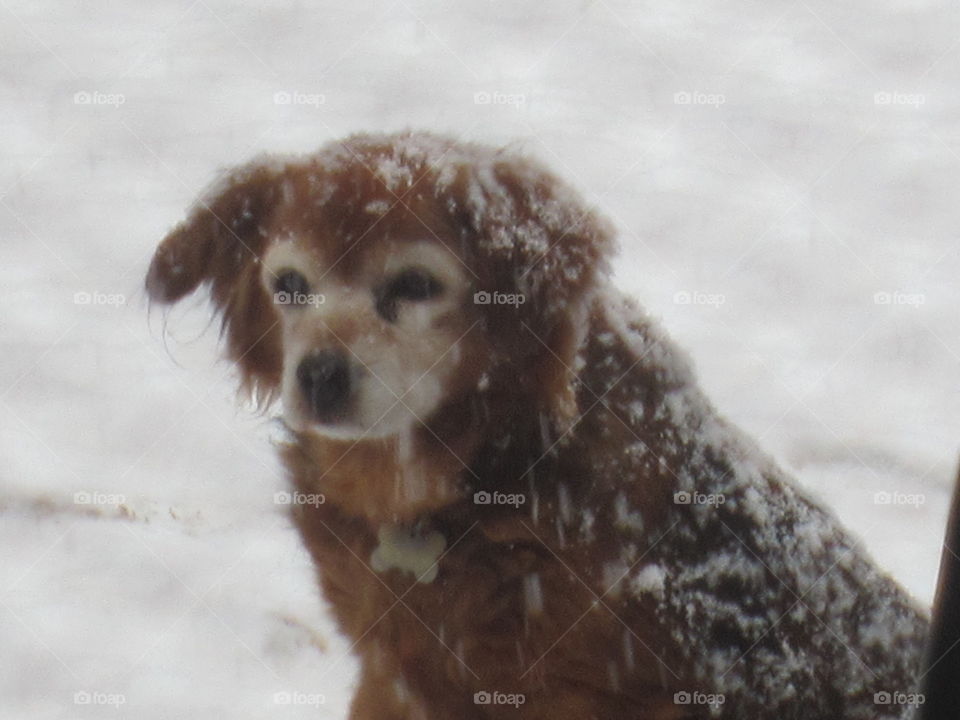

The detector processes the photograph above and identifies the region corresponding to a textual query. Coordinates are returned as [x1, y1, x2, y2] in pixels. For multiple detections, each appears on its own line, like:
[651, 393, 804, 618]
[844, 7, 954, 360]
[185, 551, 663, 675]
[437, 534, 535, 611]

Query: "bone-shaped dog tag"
[370, 524, 447, 583]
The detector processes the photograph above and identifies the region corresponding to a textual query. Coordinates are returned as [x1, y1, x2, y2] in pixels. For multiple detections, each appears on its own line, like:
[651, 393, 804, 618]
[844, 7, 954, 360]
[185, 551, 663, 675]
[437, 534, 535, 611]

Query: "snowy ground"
[2, 0, 959, 717]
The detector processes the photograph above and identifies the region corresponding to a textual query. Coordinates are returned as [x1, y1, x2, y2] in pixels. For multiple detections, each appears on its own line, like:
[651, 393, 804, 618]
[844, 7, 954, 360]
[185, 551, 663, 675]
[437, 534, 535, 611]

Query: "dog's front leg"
[348, 663, 424, 720]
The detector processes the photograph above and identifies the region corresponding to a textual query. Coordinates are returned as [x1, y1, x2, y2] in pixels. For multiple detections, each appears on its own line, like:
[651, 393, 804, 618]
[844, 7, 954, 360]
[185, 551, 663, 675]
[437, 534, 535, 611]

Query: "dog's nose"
[297, 350, 350, 420]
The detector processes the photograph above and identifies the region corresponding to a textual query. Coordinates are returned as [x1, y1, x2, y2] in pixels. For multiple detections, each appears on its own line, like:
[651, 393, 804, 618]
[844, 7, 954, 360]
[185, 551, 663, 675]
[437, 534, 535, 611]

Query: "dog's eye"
[376, 268, 443, 322]
[273, 269, 310, 303]
[389, 268, 442, 301]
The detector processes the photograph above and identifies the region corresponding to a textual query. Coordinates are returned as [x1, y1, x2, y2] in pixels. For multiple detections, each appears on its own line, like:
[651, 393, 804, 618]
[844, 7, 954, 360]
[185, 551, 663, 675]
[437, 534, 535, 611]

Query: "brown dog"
[147, 132, 928, 719]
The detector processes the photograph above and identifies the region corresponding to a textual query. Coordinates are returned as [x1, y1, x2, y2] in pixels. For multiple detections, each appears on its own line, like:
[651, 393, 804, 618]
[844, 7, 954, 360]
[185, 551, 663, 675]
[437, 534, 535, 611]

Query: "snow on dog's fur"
[147, 131, 928, 719]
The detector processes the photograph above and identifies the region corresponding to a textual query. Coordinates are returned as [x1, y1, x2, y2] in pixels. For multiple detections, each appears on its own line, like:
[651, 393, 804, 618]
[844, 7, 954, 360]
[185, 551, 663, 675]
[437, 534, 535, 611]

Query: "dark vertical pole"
[918, 461, 960, 720]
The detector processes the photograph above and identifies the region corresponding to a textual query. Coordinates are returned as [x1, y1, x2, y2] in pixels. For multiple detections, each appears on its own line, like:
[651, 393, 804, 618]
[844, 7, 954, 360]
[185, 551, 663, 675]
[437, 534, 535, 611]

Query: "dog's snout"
[297, 350, 350, 420]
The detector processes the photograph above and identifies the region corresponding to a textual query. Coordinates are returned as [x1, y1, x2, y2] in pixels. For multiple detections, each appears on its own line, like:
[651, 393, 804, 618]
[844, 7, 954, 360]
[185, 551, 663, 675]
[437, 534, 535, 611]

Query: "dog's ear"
[146, 159, 287, 401]
[455, 154, 616, 435]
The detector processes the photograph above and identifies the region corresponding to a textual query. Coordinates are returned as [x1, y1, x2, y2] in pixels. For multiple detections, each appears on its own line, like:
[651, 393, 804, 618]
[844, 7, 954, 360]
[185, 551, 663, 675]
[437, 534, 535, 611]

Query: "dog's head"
[147, 133, 614, 508]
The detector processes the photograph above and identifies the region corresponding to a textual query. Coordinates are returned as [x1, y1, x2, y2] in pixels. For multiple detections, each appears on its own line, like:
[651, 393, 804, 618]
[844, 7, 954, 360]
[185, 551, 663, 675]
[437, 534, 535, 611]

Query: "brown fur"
[147, 132, 927, 719]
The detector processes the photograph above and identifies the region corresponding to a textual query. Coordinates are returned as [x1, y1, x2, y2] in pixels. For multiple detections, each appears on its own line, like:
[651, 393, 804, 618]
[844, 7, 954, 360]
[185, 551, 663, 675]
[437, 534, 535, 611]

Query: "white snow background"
[2, 1, 959, 717]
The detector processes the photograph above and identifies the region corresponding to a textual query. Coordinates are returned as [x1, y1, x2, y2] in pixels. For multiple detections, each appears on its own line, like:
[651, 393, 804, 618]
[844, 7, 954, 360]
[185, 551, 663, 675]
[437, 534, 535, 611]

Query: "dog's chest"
[322, 520, 559, 654]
